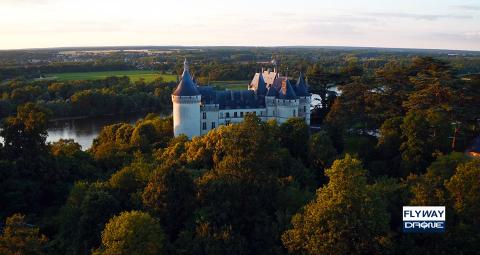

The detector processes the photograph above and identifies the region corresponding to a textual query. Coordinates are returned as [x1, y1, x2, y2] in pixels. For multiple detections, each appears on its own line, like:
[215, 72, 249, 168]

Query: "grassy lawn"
[42, 70, 178, 83]
[209, 80, 249, 90]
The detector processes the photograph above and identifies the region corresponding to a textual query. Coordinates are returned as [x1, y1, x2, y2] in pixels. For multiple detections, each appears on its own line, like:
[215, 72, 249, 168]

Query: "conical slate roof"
[278, 78, 297, 100]
[172, 59, 200, 96]
[266, 85, 278, 97]
[295, 73, 310, 97]
[256, 73, 267, 95]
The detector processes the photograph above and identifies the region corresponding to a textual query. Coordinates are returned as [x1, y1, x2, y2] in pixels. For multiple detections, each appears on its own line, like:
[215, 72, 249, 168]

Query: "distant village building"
[172, 59, 311, 138]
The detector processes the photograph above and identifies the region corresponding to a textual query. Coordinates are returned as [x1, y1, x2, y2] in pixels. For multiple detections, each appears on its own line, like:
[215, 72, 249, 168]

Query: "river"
[1, 92, 332, 150]
[47, 112, 166, 150]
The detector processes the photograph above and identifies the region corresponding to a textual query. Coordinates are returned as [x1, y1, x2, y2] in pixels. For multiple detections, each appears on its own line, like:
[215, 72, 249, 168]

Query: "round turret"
[295, 73, 311, 125]
[172, 59, 201, 138]
[276, 78, 299, 124]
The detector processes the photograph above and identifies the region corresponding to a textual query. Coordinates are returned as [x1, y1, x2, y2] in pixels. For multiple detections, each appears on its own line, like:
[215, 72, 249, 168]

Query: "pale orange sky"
[1, 0, 479, 50]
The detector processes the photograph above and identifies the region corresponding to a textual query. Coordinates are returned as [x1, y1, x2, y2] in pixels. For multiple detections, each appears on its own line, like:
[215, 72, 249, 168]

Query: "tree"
[108, 154, 155, 209]
[308, 130, 337, 170]
[175, 115, 313, 254]
[377, 117, 403, 158]
[282, 155, 391, 255]
[56, 182, 121, 255]
[95, 211, 165, 255]
[400, 111, 432, 174]
[306, 63, 340, 111]
[340, 57, 364, 78]
[279, 118, 310, 161]
[373, 61, 412, 119]
[90, 123, 135, 171]
[374, 117, 404, 177]
[1, 103, 50, 159]
[445, 160, 480, 251]
[142, 165, 196, 240]
[0, 214, 48, 255]
[0, 103, 65, 217]
[130, 121, 157, 152]
[405, 156, 478, 254]
[50, 139, 99, 181]
[325, 77, 378, 134]
[409, 152, 469, 207]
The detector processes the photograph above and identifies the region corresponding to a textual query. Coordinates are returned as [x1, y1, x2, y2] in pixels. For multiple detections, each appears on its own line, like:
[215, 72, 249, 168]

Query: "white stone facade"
[172, 61, 311, 138]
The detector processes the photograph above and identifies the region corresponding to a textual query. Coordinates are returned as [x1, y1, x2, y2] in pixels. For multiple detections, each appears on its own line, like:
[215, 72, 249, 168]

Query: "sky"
[0, 0, 479, 51]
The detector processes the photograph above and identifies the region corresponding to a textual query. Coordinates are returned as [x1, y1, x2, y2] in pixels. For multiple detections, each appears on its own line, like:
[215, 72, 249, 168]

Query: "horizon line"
[1, 44, 479, 53]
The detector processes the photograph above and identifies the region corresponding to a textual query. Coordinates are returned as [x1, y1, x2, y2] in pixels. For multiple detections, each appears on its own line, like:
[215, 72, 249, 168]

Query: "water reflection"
[47, 112, 168, 150]
[4, 88, 338, 151]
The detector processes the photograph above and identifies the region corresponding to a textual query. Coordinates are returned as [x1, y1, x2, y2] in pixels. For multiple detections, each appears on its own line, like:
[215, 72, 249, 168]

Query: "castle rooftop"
[172, 59, 200, 96]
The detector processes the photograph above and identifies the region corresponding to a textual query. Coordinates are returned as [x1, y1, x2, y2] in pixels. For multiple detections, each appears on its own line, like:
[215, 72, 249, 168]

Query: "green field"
[209, 80, 249, 90]
[41, 70, 178, 83]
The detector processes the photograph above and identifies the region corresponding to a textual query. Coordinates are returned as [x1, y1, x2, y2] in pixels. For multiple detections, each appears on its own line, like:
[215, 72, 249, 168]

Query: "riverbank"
[47, 110, 172, 149]
[49, 108, 172, 122]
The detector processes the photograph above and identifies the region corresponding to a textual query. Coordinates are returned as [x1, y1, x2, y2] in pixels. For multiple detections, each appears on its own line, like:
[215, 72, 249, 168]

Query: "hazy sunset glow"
[0, 0, 479, 50]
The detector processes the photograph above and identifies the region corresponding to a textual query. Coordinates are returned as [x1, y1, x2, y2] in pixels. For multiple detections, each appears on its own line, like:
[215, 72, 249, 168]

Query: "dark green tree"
[279, 117, 310, 161]
[142, 164, 197, 240]
[94, 211, 166, 255]
[0, 214, 48, 255]
[308, 130, 337, 170]
[282, 155, 391, 255]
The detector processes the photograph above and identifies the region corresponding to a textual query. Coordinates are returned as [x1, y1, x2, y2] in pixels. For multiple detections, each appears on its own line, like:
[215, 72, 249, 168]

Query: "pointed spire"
[172, 58, 200, 96]
[295, 72, 309, 97]
[256, 73, 267, 95]
[183, 58, 189, 72]
[266, 85, 278, 97]
[278, 77, 297, 100]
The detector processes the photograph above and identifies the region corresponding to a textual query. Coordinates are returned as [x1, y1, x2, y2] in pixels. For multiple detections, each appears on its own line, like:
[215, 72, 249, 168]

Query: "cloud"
[452, 5, 480, 11]
[361, 12, 473, 21]
[464, 31, 480, 39]
[0, 0, 57, 5]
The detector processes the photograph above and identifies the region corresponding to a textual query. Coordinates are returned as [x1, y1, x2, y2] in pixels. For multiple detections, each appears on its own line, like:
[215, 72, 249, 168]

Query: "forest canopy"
[0, 54, 479, 255]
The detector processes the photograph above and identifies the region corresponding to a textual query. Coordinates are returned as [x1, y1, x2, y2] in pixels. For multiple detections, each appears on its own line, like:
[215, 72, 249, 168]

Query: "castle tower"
[265, 85, 278, 121]
[172, 59, 201, 138]
[276, 78, 299, 124]
[295, 73, 311, 125]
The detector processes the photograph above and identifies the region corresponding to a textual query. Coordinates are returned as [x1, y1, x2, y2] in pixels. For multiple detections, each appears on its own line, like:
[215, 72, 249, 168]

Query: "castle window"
[240, 112, 244, 118]
[220, 112, 223, 118]
[234, 112, 238, 118]
[226, 112, 230, 118]
[211, 122, 216, 129]
[293, 110, 296, 117]
[203, 112, 206, 119]
[202, 122, 207, 130]
[304, 106, 307, 113]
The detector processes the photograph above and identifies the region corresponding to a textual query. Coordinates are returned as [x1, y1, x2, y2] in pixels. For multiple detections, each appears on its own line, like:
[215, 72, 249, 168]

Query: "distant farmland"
[209, 80, 249, 90]
[42, 70, 178, 83]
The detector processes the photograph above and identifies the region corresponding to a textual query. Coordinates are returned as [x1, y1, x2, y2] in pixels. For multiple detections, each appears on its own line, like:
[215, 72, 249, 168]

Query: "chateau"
[172, 59, 311, 138]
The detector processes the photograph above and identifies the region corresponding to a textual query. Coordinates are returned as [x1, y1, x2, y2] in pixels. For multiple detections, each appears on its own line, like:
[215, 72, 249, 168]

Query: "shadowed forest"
[0, 48, 480, 254]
